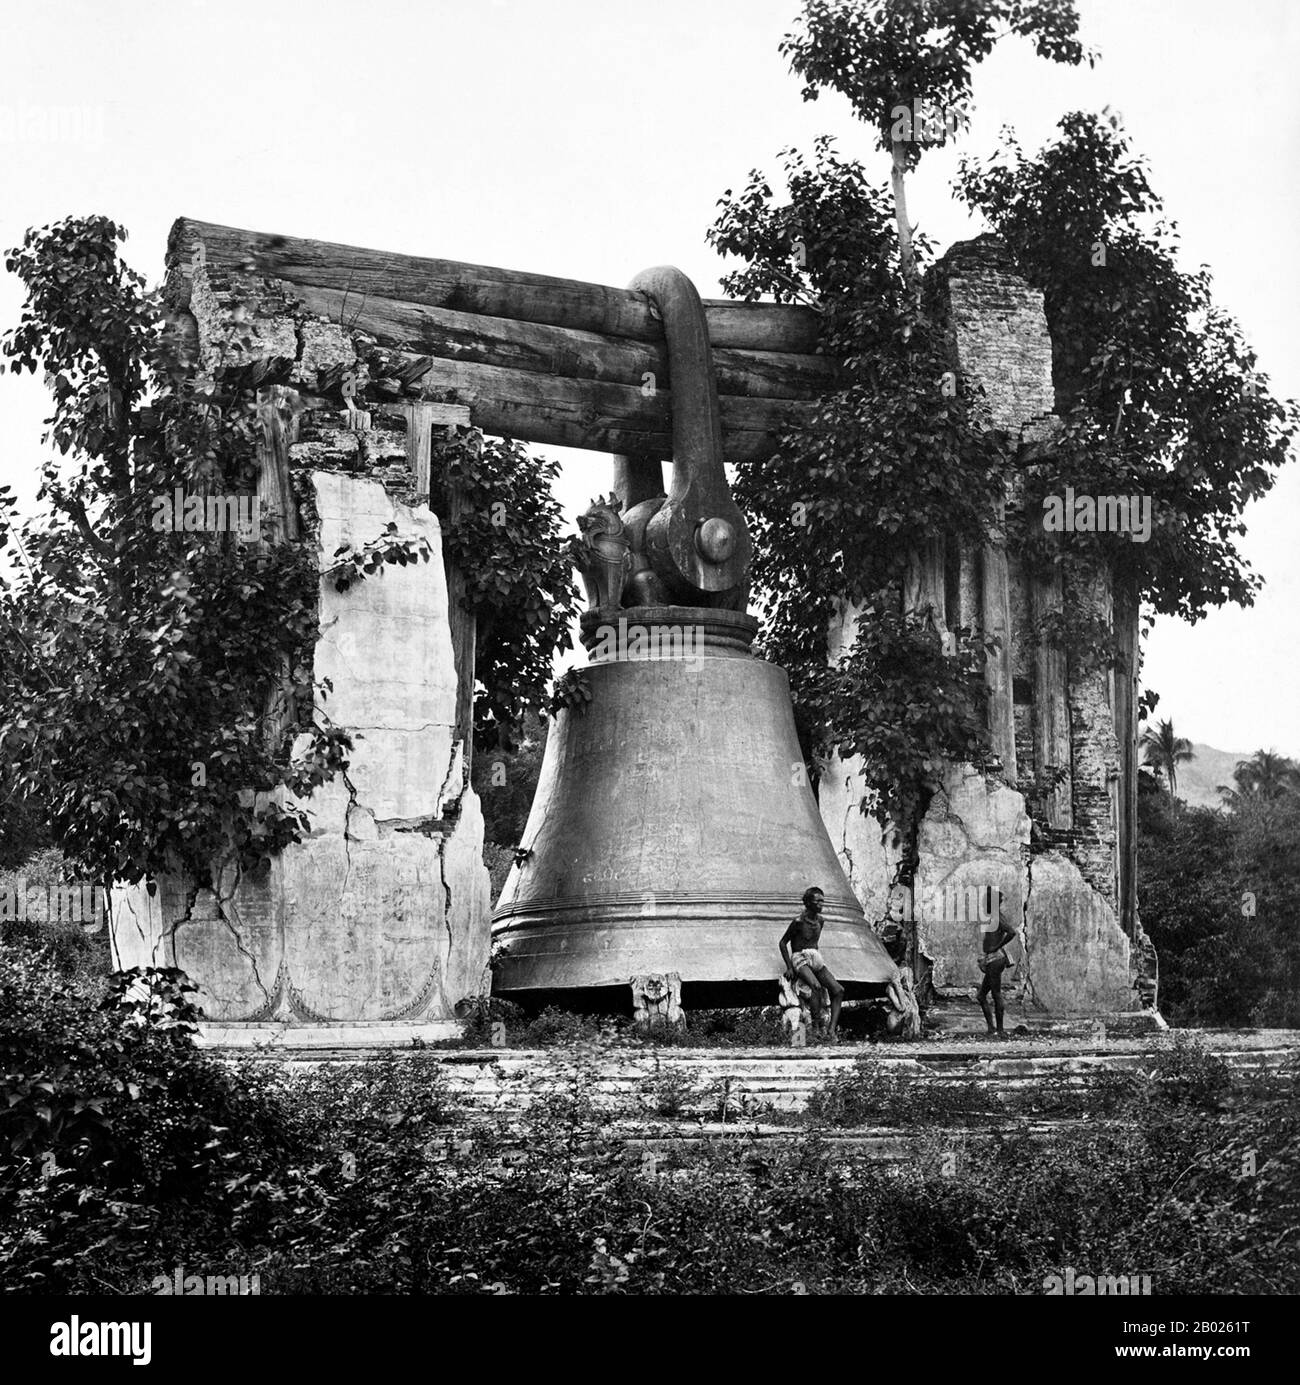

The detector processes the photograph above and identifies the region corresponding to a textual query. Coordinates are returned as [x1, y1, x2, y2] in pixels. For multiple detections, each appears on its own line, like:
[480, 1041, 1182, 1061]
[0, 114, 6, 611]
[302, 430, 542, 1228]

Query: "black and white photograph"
[0, 0, 1296, 1359]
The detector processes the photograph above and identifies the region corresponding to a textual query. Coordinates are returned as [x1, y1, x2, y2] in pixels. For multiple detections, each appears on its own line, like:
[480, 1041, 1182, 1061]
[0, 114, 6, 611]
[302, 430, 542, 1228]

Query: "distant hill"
[1160, 743, 1254, 810]
[1140, 740, 1300, 810]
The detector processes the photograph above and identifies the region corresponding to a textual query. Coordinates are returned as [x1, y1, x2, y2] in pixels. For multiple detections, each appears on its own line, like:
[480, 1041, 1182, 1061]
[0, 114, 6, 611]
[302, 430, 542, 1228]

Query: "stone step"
[223, 1032, 1299, 1115]
[920, 1001, 1166, 1040]
[435, 1051, 1296, 1114]
[425, 1118, 1125, 1169]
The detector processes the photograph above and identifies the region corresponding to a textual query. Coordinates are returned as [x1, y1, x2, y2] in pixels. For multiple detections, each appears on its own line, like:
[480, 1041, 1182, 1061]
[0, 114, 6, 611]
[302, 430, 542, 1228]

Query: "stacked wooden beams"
[165, 218, 834, 461]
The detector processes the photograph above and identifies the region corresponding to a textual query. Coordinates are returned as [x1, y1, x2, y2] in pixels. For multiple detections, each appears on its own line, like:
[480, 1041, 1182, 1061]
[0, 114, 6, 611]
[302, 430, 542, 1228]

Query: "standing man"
[780, 886, 845, 1041]
[976, 901, 1018, 1038]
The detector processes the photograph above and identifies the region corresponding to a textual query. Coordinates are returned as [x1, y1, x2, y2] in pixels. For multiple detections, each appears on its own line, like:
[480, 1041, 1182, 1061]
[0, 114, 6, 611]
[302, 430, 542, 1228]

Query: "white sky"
[0, 0, 1295, 755]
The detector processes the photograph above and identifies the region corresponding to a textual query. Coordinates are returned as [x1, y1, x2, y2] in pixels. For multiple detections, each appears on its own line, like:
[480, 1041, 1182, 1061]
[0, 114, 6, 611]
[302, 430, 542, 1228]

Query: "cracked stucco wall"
[111, 472, 492, 1023]
[912, 765, 1134, 1014]
[818, 598, 905, 925]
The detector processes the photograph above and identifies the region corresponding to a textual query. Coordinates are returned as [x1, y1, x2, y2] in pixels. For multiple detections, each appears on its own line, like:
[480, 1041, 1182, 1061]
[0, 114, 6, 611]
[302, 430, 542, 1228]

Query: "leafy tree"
[1219, 749, 1299, 808]
[957, 112, 1298, 623]
[0, 792, 49, 871]
[1140, 717, 1194, 801]
[780, 0, 1090, 300]
[709, 140, 1003, 828]
[0, 216, 348, 894]
[1138, 784, 1300, 1027]
[0, 215, 574, 901]
[471, 711, 546, 849]
[428, 437, 577, 752]
[710, 0, 1094, 829]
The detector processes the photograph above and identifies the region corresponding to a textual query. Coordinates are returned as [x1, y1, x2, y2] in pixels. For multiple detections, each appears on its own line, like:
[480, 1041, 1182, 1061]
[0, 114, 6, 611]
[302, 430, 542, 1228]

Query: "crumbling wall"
[111, 238, 492, 1032]
[112, 468, 491, 1024]
[823, 236, 1152, 1018]
[914, 766, 1029, 994]
[817, 599, 905, 922]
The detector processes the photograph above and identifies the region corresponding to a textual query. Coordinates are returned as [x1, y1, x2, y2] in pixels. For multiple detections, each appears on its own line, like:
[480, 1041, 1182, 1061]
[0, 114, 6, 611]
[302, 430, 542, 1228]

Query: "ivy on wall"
[0, 216, 575, 896]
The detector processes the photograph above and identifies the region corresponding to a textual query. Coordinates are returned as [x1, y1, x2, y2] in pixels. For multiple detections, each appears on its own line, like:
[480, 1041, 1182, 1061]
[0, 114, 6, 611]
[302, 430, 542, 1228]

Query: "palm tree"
[1140, 719, 1195, 802]
[1219, 749, 1299, 807]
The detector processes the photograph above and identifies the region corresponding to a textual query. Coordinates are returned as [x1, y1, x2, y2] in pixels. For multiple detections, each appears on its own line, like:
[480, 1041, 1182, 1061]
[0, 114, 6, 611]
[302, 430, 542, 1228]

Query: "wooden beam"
[403, 401, 471, 503]
[369, 349, 813, 461]
[904, 539, 946, 628]
[168, 217, 823, 354]
[255, 385, 300, 543]
[284, 282, 836, 401]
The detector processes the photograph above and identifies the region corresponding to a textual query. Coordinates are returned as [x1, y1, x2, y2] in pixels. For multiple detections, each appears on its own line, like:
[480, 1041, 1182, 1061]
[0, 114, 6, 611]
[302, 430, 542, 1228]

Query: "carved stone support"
[778, 974, 811, 1045]
[630, 972, 683, 1031]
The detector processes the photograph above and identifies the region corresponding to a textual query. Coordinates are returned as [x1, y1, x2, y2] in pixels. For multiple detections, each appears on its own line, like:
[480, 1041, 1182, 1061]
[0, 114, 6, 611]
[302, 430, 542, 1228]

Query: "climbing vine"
[423, 429, 578, 751]
[0, 216, 354, 893]
[957, 111, 1298, 624]
[0, 214, 576, 897]
[708, 140, 1005, 827]
[327, 524, 433, 593]
[703, 6, 1094, 832]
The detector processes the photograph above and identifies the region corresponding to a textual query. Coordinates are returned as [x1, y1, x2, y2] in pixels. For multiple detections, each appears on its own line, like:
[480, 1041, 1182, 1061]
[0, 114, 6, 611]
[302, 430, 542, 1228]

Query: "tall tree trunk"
[890, 138, 920, 308]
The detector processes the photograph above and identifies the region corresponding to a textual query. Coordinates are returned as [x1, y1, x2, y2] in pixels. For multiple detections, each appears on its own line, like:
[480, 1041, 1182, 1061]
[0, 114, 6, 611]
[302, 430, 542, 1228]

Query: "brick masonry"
[823, 236, 1155, 1017]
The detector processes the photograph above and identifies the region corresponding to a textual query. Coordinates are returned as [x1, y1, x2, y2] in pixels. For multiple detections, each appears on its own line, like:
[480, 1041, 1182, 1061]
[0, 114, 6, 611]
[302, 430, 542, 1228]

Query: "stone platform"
[199, 1021, 464, 1049]
[202, 1027, 1298, 1167]
[205, 1028, 1299, 1112]
[915, 997, 1166, 1039]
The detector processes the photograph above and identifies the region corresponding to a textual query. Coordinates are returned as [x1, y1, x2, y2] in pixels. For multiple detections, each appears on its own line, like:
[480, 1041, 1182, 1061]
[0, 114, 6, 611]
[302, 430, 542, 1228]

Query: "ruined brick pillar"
[822, 235, 1157, 1023]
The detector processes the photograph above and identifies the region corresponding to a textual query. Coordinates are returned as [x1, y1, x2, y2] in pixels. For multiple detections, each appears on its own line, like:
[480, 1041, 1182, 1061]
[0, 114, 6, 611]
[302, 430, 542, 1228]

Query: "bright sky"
[0, 0, 1296, 755]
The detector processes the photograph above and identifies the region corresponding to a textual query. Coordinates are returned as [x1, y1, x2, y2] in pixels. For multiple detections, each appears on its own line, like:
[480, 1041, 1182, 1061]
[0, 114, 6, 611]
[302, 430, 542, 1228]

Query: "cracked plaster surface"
[111, 471, 491, 1023]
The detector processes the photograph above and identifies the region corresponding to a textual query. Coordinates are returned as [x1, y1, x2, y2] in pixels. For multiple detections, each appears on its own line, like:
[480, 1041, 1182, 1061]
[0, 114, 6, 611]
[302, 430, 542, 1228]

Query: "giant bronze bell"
[492, 266, 897, 1008]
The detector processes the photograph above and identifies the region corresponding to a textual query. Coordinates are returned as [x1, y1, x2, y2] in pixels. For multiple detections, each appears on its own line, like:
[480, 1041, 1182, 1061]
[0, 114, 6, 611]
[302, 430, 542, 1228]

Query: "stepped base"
[204, 1029, 1300, 1111]
[922, 997, 1167, 1040]
[198, 1021, 463, 1050]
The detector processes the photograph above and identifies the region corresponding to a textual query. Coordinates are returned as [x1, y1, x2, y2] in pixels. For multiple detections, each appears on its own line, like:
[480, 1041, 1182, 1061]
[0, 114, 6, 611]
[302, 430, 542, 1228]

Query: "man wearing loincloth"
[977, 902, 1018, 1038]
[780, 886, 844, 1040]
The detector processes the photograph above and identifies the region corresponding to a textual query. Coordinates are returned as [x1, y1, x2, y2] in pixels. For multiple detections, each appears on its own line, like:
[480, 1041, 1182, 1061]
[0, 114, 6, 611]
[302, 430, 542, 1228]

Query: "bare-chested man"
[780, 886, 844, 1040]
[977, 903, 1018, 1038]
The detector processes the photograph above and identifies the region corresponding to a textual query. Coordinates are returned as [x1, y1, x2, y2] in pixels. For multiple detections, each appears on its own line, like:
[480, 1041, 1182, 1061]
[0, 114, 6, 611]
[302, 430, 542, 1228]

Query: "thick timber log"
[279, 283, 836, 400]
[167, 217, 830, 459]
[368, 350, 815, 461]
[167, 217, 823, 354]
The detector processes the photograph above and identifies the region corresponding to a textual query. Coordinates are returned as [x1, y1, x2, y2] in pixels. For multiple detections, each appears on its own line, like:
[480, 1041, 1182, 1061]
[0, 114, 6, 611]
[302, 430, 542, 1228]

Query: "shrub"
[638, 1057, 703, 1118]
[0, 950, 300, 1291]
[3, 945, 1294, 1296]
[0, 848, 109, 985]
[805, 1054, 998, 1128]
[520, 1008, 621, 1048]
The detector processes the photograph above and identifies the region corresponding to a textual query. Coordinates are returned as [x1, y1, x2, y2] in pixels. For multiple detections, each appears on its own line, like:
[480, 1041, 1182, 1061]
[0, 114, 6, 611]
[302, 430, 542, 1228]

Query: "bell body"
[492, 607, 896, 1008]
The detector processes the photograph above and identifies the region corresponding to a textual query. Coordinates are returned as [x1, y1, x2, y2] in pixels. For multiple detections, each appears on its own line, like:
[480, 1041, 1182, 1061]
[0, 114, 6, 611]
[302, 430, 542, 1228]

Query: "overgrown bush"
[0, 848, 109, 985]
[806, 1053, 1000, 1127]
[0, 948, 298, 1291]
[3, 945, 1295, 1295]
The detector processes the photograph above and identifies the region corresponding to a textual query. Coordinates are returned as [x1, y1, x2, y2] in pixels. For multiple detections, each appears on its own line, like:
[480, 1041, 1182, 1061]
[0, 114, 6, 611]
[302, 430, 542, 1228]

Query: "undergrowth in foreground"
[2, 947, 1296, 1295]
[441, 999, 794, 1050]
